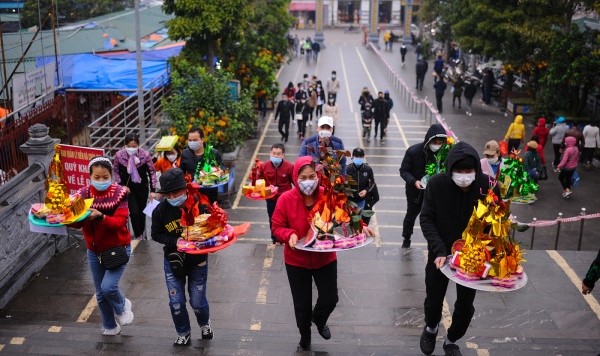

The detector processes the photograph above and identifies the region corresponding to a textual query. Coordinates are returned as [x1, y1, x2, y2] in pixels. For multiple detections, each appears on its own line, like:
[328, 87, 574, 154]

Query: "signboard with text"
[12, 62, 56, 111]
[60, 144, 105, 194]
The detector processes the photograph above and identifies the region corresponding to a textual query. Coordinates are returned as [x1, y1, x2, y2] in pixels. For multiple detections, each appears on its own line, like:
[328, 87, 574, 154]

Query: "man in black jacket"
[399, 124, 447, 249]
[180, 128, 223, 204]
[373, 91, 388, 143]
[416, 58, 428, 91]
[151, 169, 213, 346]
[346, 148, 377, 224]
[419, 141, 499, 356]
[274, 93, 294, 142]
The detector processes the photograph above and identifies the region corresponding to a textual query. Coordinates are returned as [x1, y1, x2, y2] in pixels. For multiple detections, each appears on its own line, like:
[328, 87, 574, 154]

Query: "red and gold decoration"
[302, 145, 374, 250]
[242, 160, 278, 200]
[449, 186, 526, 289]
[177, 175, 248, 254]
[30, 145, 92, 225]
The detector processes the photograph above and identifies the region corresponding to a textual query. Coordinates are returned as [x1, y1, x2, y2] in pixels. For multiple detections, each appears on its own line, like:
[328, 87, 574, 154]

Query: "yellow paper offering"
[155, 136, 180, 152]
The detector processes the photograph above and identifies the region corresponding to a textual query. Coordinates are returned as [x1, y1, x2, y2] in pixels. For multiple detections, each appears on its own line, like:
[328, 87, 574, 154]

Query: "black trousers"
[278, 118, 290, 142]
[558, 168, 575, 189]
[298, 118, 307, 137]
[553, 144, 562, 167]
[424, 259, 476, 342]
[128, 188, 149, 238]
[285, 261, 338, 337]
[402, 192, 422, 239]
[316, 104, 323, 117]
[374, 117, 387, 139]
[507, 139, 521, 153]
[266, 198, 277, 242]
[582, 147, 595, 164]
[436, 94, 443, 113]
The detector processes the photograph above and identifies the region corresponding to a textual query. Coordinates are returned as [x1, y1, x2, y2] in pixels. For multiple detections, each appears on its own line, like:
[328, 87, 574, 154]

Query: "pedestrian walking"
[283, 82, 296, 102]
[361, 102, 374, 143]
[151, 169, 214, 346]
[304, 38, 313, 64]
[260, 143, 294, 244]
[416, 58, 428, 91]
[433, 55, 444, 82]
[419, 141, 499, 356]
[299, 116, 347, 176]
[323, 94, 339, 135]
[415, 42, 423, 59]
[452, 77, 464, 109]
[433, 77, 447, 113]
[582, 249, 600, 295]
[383, 31, 391, 51]
[307, 85, 317, 126]
[399, 124, 448, 249]
[549, 116, 568, 169]
[311, 41, 321, 63]
[358, 87, 374, 111]
[531, 117, 549, 149]
[479, 140, 503, 178]
[112, 133, 157, 240]
[481, 69, 494, 105]
[523, 140, 543, 182]
[275, 93, 294, 142]
[315, 80, 325, 118]
[400, 44, 408, 66]
[299, 38, 305, 58]
[326, 71, 340, 101]
[504, 115, 526, 153]
[295, 97, 310, 140]
[180, 128, 223, 204]
[556, 136, 580, 198]
[293, 35, 300, 57]
[384, 90, 394, 138]
[271, 156, 374, 352]
[347, 147, 376, 215]
[295, 82, 307, 102]
[463, 80, 476, 116]
[70, 157, 133, 336]
[582, 121, 600, 169]
[373, 91, 388, 143]
[155, 145, 182, 175]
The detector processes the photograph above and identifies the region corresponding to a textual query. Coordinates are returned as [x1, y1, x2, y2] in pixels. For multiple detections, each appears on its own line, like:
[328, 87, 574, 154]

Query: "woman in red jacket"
[71, 157, 132, 335]
[272, 156, 373, 351]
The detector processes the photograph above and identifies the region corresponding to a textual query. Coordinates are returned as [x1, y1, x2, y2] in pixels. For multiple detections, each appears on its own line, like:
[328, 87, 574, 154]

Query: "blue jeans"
[356, 199, 366, 210]
[87, 246, 131, 329]
[163, 258, 210, 336]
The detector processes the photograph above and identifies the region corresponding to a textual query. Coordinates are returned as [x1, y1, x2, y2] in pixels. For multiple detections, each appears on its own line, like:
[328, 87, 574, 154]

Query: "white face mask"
[298, 179, 318, 195]
[125, 147, 138, 156]
[487, 157, 498, 164]
[318, 130, 332, 139]
[188, 141, 201, 151]
[452, 172, 476, 188]
[167, 154, 178, 163]
[429, 144, 442, 152]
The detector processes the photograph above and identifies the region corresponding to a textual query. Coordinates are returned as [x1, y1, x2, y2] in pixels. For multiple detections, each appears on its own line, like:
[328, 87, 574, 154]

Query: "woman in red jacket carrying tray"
[272, 156, 372, 351]
[70, 156, 133, 336]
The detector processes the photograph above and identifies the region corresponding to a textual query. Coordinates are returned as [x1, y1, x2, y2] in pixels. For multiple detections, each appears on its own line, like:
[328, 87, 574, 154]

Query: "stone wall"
[0, 124, 74, 309]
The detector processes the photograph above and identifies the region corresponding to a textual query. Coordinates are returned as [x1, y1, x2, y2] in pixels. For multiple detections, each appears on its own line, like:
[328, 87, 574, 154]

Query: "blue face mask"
[91, 179, 111, 192]
[270, 156, 283, 166]
[167, 194, 187, 207]
[353, 158, 364, 166]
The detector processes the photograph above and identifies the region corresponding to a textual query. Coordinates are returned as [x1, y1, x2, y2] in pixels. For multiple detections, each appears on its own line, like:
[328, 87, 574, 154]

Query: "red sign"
[60, 144, 105, 194]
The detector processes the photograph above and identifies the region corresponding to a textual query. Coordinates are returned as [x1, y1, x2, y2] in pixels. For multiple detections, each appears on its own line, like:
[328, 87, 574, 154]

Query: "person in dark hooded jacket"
[419, 141, 499, 356]
[399, 124, 447, 248]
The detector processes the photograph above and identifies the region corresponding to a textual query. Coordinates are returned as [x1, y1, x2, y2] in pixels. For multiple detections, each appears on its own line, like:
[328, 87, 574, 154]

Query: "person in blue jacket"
[298, 116, 347, 176]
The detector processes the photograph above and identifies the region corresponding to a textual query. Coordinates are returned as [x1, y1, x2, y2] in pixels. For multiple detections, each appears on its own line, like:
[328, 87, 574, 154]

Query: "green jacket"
[584, 250, 600, 291]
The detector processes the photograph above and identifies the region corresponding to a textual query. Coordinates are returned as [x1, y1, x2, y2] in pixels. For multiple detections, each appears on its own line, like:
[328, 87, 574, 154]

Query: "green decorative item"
[499, 155, 538, 200]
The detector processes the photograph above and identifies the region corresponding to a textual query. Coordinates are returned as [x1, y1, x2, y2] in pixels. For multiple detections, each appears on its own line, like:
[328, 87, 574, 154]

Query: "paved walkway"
[0, 29, 599, 355]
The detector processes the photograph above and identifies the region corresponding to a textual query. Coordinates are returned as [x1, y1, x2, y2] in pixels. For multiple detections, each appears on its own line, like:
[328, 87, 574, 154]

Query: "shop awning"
[289, 1, 316, 11]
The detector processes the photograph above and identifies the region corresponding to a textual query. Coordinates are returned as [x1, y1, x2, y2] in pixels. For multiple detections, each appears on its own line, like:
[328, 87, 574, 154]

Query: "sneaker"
[312, 317, 331, 340]
[401, 239, 411, 249]
[380, 139, 385, 145]
[200, 323, 214, 339]
[419, 326, 437, 355]
[562, 191, 567, 198]
[309, 121, 313, 126]
[173, 333, 191, 346]
[102, 323, 121, 336]
[443, 343, 462, 356]
[117, 299, 134, 326]
[564, 190, 572, 197]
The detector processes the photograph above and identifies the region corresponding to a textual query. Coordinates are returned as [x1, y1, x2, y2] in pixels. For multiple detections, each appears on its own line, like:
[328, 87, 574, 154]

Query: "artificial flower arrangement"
[449, 182, 527, 288]
[242, 159, 278, 200]
[30, 145, 92, 225]
[194, 143, 229, 186]
[498, 148, 538, 204]
[176, 175, 236, 253]
[303, 144, 374, 250]
[422, 136, 454, 188]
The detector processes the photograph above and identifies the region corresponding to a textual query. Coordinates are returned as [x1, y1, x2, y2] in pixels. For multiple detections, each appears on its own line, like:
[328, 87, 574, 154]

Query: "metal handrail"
[88, 71, 171, 156]
[367, 42, 460, 141]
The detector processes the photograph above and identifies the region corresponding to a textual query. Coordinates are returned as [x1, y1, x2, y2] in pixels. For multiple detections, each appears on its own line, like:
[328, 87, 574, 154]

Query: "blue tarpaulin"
[36, 53, 174, 90]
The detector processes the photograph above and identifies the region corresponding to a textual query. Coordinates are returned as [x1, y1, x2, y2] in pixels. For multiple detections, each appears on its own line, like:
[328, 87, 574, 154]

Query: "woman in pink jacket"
[556, 136, 580, 197]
